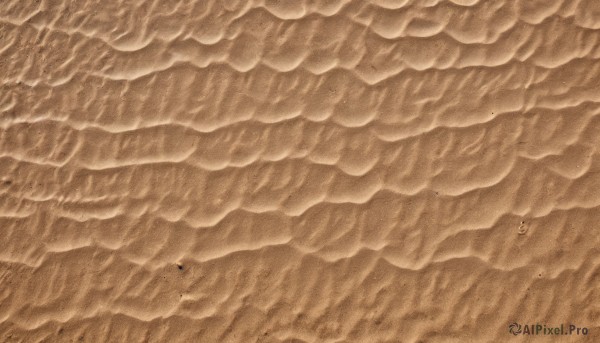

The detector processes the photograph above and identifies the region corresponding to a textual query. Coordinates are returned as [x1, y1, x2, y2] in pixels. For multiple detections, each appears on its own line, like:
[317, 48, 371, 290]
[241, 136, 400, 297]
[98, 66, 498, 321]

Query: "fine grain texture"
[1, 0, 600, 342]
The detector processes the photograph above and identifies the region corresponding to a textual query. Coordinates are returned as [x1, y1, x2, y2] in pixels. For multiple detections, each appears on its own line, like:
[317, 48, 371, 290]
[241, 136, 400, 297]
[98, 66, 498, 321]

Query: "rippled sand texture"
[2, 0, 600, 342]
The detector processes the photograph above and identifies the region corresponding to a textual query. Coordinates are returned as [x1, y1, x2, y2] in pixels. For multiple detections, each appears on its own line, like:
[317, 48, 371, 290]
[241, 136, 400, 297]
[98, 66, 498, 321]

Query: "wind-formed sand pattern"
[1, 0, 600, 342]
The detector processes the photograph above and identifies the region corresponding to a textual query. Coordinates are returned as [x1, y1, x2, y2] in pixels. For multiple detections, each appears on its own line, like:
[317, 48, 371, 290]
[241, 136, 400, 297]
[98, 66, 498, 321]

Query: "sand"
[1, 0, 600, 342]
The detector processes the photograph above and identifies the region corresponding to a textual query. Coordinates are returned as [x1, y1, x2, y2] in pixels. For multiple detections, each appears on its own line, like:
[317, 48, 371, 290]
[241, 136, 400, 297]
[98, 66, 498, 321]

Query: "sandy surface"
[1, 0, 600, 342]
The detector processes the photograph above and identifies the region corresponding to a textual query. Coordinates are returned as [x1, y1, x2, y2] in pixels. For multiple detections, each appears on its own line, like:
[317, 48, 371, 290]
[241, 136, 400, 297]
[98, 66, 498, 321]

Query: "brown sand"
[1, 0, 600, 342]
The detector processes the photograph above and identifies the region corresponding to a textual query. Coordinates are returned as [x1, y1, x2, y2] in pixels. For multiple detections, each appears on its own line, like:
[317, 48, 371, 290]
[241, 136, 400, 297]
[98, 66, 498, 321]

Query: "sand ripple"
[1, 0, 600, 342]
